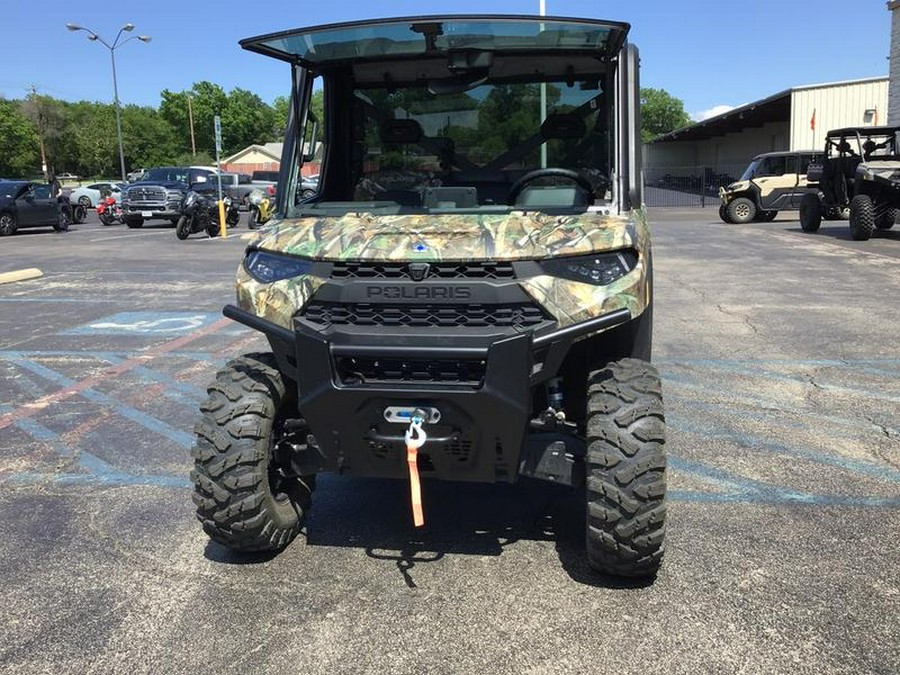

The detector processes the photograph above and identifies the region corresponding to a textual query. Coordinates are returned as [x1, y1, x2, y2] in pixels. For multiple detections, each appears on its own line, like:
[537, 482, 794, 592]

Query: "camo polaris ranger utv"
[800, 126, 900, 240]
[191, 15, 666, 577]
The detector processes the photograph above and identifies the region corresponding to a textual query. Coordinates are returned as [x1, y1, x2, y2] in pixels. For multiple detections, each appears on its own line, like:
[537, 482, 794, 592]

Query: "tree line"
[0, 82, 297, 180]
[0, 82, 689, 180]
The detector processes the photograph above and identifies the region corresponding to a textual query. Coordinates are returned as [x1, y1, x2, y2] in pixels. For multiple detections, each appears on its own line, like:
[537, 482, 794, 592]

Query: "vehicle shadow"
[203, 474, 651, 588]
[781, 222, 900, 242]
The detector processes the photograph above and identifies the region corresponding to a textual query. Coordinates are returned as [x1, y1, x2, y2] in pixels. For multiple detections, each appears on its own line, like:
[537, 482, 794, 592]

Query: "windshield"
[740, 159, 761, 180]
[142, 167, 190, 183]
[301, 78, 611, 214]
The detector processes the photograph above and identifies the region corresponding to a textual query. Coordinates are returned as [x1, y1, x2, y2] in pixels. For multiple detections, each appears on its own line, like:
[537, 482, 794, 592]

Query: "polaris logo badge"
[407, 262, 430, 281]
[366, 286, 472, 299]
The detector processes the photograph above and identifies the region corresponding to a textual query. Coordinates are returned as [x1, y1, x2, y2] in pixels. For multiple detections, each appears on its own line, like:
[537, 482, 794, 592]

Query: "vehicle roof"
[751, 150, 820, 159]
[826, 126, 900, 137]
[240, 15, 629, 67]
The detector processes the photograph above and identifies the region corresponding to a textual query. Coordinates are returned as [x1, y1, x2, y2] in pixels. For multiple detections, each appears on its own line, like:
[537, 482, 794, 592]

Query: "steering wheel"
[506, 168, 595, 205]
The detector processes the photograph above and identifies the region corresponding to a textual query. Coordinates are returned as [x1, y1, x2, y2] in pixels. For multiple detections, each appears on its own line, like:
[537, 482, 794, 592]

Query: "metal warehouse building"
[643, 76, 888, 206]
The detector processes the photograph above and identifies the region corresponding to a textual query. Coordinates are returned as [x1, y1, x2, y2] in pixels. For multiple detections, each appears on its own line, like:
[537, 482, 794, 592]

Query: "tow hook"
[404, 409, 428, 527]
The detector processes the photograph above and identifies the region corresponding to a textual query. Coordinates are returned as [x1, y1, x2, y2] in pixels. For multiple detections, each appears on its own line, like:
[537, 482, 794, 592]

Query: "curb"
[0, 268, 43, 285]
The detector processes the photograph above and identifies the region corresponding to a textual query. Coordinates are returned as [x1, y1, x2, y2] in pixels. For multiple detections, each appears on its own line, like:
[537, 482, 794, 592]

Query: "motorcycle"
[247, 188, 273, 228]
[176, 187, 239, 240]
[96, 195, 123, 226]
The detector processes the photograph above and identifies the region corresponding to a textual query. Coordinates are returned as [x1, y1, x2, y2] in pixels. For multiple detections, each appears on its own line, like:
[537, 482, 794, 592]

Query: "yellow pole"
[218, 200, 227, 237]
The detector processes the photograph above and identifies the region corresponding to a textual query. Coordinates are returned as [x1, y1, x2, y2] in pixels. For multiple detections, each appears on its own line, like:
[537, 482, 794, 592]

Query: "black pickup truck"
[0, 180, 81, 235]
[120, 166, 215, 228]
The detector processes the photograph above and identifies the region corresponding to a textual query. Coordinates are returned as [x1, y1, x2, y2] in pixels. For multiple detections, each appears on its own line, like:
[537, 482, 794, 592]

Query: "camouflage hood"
[248, 210, 643, 261]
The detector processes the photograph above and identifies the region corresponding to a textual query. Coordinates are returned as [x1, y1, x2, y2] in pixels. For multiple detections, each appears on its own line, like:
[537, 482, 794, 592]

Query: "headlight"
[245, 250, 313, 283]
[184, 191, 199, 208]
[541, 250, 638, 286]
[248, 189, 265, 206]
[224, 196, 232, 207]
[166, 189, 182, 200]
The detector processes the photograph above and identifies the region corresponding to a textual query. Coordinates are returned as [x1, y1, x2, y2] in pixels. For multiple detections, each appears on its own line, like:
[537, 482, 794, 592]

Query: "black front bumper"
[223, 304, 630, 483]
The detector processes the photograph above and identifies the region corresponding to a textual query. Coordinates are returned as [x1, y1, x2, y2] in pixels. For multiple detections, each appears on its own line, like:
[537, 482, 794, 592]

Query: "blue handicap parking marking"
[61, 311, 220, 336]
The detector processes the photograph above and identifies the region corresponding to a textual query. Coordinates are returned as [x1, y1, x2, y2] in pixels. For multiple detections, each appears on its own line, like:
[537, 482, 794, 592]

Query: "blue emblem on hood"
[413, 242, 428, 252]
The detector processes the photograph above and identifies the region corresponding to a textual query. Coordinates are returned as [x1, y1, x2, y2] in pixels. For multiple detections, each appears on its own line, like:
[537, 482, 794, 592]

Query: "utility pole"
[187, 93, 197, 156]
[29, 85, 49, 179]
[540, 0, 548, 168]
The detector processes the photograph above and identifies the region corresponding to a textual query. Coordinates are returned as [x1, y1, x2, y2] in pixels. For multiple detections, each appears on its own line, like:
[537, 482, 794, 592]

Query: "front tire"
[799, 193, 822, 233]
[78, 196, 91, 208]
[585, 358, 667, 578]
[0, 212, 16, 236]
[175, 215, 191, 240]
[876, 207, 896, 230]
[726, 196, 756, 224]
[718, 204, 733, 224]
[191, 353, 312, 552]
[125, 217, 143, 229]
[849, 194, 875, 241]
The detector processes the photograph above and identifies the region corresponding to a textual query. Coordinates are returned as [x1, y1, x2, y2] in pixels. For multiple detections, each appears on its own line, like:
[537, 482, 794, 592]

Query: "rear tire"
[191, 353, 313, 552]
[849, 194, 875, 241]
[585, 358, 667, 578]
[53, 208, 70, 232]
[726, 197, 756, 224]
[876, 207, 896, 230]
[799, 193, 822, 233]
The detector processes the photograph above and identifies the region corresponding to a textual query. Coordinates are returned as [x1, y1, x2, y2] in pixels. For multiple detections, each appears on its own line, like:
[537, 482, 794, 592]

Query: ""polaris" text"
[366, 286, 473, 300]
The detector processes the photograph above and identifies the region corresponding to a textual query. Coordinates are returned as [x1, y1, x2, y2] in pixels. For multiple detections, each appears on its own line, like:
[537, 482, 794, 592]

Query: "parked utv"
[800, 126, 900, 240]
[718, 150, 822, 223]
[191, 15, 666, 578]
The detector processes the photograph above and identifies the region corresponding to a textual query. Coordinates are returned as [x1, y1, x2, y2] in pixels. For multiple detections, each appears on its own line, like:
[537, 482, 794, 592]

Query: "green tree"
[273, 90, 323, 140]
[20, 90, 67, 176]
[0, 99, 40, 177]
[160, 81, 228, 156]
[640, 87, 691, 142]
[121, 105, 180, 171]
[222, 88, 276, 151]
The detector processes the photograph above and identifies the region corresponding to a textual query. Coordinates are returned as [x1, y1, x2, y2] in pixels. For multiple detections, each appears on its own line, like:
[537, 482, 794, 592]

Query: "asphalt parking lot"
[0, 209, 898, 675]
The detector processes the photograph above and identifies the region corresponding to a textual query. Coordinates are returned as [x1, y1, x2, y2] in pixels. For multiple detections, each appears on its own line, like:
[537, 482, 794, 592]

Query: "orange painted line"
[0, 317, 232, 432]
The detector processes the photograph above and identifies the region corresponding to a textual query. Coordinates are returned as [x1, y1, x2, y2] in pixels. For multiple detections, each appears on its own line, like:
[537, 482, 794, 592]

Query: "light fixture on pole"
[66, 22, 152, 182]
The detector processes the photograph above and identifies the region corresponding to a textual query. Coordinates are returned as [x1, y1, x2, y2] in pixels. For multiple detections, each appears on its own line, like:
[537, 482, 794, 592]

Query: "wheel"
[718, 204, 733, 224]
[0, 212, 17, 236]
[799, 193, 822, 233]
[125, 217, 143, 229]
[876, 207, 896, 230]
[175, 215, 191, 240]
[73, 204, 86, 224]
[247, 208, 257, 228]
[849, 194, 875, 241]
[99, 212, 113, 226]
[77, 195, 91, 208]
[206, 218, 221, 238]
[585, 358, 667, 578]
[823, 206, 845, 221]
[300, 189, 316, 200]
[53, 208, 70, 232]
[725, 196, 756, 224]
[754, 210, 777, 222]
[191, 353, 313, 552]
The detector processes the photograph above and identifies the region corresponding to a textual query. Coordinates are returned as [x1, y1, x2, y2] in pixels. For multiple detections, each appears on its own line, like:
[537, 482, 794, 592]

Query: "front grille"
[302, 302, 547, 329]
[368, 436, 473, 464]
[127, 186, 167, 205]
[331, 261, 515, 280]
[336, 356, 486, 386]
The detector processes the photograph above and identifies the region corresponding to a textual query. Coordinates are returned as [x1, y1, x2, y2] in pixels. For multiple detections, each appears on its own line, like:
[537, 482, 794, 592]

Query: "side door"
[14, 184, 39, 225]
[754, 155, 794, 210]
[31, 184, 58, 223]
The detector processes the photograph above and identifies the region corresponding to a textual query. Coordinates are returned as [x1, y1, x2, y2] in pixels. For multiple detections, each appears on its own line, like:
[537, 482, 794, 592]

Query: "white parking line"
[88, 230, 172, 243]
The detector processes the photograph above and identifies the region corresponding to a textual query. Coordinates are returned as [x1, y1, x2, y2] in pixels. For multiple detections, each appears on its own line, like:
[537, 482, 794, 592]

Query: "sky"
[1, 0, 892, 122]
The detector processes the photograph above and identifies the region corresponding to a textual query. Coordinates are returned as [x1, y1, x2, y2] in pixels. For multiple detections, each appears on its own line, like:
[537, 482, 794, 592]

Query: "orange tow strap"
[404, 418, 426, 527]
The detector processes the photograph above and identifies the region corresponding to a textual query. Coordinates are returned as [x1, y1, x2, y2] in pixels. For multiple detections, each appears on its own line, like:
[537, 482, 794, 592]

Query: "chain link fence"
[643, 164, 746, 207]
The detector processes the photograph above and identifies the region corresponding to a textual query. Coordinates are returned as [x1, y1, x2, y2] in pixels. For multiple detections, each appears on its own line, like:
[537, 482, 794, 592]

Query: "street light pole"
[66, 22, 151, 182]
